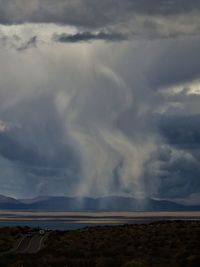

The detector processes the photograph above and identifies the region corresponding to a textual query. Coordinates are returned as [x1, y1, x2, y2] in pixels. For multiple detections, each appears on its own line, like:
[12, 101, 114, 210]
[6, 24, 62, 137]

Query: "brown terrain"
[0, 220, 199, 267]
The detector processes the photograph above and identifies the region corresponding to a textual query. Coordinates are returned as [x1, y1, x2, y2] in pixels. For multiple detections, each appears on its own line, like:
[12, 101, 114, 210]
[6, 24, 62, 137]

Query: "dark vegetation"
[0, 221, 199, 267]
[0, 226, 37, 252]
[0, 227, 21, 252]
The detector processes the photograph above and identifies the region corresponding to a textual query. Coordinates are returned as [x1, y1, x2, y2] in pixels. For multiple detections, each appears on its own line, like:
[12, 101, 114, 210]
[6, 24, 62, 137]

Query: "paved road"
[26, 234, 45, 254]
[13, 234, 46, 254]
[14, 236, 32, 254]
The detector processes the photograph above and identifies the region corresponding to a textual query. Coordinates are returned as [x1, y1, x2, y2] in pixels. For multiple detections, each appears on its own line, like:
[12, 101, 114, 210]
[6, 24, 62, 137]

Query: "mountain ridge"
[0, 195, 199, 211]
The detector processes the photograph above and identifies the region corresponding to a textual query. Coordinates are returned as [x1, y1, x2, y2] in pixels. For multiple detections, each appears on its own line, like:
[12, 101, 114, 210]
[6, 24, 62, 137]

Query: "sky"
[0, 0, 200, 204]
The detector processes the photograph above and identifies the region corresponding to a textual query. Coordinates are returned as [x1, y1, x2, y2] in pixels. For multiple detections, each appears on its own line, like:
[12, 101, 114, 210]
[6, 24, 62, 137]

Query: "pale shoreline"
[0, 210, 200, 222]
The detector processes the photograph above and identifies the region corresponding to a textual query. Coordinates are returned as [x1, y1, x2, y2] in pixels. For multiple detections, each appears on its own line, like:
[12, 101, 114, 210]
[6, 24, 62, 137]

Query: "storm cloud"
[0, 1, 199, 203]
[1, 0, 200, 39]
[0, 0, 200, 26]
[53, 31, 128, 43]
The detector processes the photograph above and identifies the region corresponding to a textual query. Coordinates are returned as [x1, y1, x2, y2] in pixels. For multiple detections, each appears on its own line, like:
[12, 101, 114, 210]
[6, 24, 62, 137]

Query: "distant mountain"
[19, 196, 50, 204]
[0, 195, 20, 204]
[0, 195, 199, 211]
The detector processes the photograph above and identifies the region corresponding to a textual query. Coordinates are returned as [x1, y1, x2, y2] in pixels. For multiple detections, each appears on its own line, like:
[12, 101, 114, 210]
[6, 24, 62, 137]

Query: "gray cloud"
[53, 31, 128, 43]
[0, 0, 200, 26]
[16, 36, 38, 51]
[1, 35, 200, 200]
[0, 33, 38, 51]
[0, 91, 81, 198]
[0, 0, 200, 41]
[144, 144, 200, 199]
[0, 1, 200, 203]
[143, 36, 200, 89]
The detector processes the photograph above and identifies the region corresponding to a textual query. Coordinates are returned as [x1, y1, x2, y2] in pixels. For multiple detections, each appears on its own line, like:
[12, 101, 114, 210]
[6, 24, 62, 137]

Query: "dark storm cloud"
[16, 36, 38, 51]
[165, 125, 200, 197]
[0, 0, 200, 27]
[0, 1, 200, 202]
[144, 36, 200, 89]
[137, 107, 200, 200]
[0, 93, 81, 197]
[54, 31, 128, 43]
[0, 131, 43, 166]
[0, 130, 78, 172]
[159, 114, 200, 146]
[143, 141, 200, 199]
[0, 33, 38, 51]
[106, 34, 200, 201]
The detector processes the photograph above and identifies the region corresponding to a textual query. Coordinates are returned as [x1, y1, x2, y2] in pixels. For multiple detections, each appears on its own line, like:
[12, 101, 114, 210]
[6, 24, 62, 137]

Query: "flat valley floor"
[0, 211, 200, 230]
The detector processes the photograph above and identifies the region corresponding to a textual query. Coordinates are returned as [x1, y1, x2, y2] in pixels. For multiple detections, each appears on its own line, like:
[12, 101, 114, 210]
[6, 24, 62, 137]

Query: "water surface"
[0, 211, 199, 230]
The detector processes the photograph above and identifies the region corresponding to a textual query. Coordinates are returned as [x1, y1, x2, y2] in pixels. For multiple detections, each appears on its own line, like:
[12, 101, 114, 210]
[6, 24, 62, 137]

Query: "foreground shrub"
[122, 260, 148, 267]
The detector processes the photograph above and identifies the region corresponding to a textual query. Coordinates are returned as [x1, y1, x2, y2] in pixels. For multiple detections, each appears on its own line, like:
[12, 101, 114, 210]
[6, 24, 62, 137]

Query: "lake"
[0, 211, 199, 230]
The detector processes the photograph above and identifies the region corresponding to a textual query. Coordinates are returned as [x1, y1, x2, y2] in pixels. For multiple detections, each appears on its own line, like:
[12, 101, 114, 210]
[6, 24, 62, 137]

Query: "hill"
[0, 195, 199, 211]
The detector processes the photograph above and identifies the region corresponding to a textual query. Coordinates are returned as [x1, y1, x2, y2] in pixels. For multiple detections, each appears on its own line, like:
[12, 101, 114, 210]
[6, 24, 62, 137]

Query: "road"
[12, 234, 47, 254]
